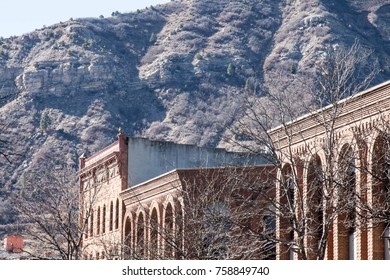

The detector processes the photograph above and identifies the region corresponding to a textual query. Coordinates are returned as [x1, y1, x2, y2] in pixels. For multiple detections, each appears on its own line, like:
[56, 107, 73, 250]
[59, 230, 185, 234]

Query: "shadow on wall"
[127, 137, 270, 187]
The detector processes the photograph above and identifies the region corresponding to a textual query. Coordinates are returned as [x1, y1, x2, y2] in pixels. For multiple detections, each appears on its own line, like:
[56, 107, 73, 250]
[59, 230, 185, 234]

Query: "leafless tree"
[123, 167, 276, 260]
[355, 117, 390, 245]
[224, 41, 381, 260]
[11, 159, 94, 259]
[120, 43, 385, 261]
[178, 167, 276, 260]
[0, 86, 20, 164]
[0, 122, 15, 163]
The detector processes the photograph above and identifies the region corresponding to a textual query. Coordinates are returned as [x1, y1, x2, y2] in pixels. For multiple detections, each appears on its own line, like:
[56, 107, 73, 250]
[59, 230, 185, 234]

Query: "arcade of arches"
[271, 80, 390, 260]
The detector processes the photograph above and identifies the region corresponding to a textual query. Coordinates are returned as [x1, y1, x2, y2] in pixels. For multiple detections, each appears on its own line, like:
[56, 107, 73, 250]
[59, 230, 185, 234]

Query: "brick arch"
[122, 210, 135, 235]
[367, 132, 390, 259]
[149, 201, 162, 259]
[163, 199, 175, 259]
[276, 161, 300, 260]
[149, 201, 162, 224]
[123, 214, 133, 259]
[302, 147, 326, 179]
[336, 134, 358, 159]
[162, 195, 177, 227]
[338, 134, 370, 260]
[303, 153, 324, 259]
[336, 141, 358, 186]
[367, 128, 388, 171]
[302, 150, 326, 184]
[135, 209, 148, 259]
[303, 149, 342, 260]
[366, 115, 389, 158]
[335, 142, 358, 260]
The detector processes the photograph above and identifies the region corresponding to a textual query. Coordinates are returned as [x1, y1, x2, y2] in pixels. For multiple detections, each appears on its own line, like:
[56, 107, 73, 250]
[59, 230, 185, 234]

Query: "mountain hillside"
[0, 0, 389, 216]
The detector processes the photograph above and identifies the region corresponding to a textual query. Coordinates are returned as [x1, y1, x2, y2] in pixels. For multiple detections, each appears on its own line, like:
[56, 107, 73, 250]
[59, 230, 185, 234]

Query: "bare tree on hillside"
[0, 85, 21, 164]
[0, 122, 15, 163]
[224, 41, 382, 260]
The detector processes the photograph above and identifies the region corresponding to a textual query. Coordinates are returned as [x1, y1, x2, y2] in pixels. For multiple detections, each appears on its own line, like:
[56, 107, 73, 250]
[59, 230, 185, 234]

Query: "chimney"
[79, 153, 86, 169]
[117, 128, 128, 190]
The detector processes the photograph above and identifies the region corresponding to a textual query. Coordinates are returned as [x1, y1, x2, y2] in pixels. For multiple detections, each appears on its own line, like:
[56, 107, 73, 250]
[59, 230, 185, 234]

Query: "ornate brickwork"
[270, 80, 390, 260]
[79, 133, 127, 259]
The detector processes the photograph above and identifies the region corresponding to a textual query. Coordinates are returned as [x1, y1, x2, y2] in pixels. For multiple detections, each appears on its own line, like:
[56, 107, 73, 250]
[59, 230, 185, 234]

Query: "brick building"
[79, 136, 272, 259]
[270, 80, 390, 260]
[79, 80, 390, 260]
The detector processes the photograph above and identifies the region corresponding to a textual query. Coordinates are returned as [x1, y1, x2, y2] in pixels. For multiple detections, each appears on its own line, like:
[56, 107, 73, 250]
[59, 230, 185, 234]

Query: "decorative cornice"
[269, 80, 390, 149]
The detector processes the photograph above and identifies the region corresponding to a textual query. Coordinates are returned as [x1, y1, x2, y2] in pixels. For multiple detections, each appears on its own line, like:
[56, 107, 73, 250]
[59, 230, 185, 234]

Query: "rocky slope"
[0, 0, 389, 211]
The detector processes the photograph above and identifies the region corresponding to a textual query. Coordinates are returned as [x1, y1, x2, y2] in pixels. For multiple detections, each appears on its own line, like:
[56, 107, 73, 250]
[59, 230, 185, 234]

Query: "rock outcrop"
[0, 0, 389, 203]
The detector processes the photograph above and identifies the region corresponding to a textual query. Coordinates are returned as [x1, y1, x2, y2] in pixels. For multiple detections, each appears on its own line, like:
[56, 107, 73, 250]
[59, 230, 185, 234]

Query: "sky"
[0, 0, 170, 38]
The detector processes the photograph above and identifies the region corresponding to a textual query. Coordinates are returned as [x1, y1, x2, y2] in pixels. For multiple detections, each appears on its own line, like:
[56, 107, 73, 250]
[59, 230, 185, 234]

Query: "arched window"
[115, 199, 119, 230]
[109, 201, 114, 231]
[102, 205, 106, 234]
[164, 203, 174, 259]
[150, 208, 159, 259]
[122, 201, 126, 223]
[372, 135, 390, 259]
[90, 210, 94, 237]
[136, 213, 145, 258]
[338, 145, 356, 260]
[306, 155, 324, 259]
[97, 207, 101, 235]
[124, 216, 132, 259]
